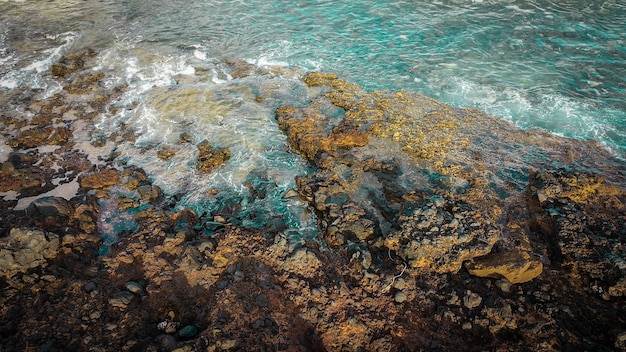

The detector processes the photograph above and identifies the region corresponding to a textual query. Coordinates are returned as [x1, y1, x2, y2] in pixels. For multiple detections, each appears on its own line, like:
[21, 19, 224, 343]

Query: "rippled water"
[1, 0, 625, 232]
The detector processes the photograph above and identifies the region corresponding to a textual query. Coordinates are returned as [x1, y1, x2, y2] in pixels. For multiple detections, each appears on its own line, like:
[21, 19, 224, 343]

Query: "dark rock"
[529, 170, 626, 297]
[255, 294, 269, 308]
[177, 325, 198, 340]
[84, 281, 97, 293]
[26, 196, 73, 228]
[204, 221, 225, 232]
[155, 334, 177, 351]
[216, 280, 229, 290]
[179, 132, 193, 143]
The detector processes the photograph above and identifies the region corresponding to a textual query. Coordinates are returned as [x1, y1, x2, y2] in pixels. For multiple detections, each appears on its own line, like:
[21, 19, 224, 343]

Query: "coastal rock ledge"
[1, 53, 626, 351]
[278, 72, 625, 286]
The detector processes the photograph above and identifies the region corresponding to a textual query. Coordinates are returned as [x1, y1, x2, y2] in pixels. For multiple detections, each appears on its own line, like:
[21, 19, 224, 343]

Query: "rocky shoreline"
[1, 50, 625, 351]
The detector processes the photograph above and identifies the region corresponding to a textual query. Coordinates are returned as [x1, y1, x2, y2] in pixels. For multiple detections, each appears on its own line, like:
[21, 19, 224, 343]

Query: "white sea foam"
[0, 191, 19, 201]
[0, 31, 76, 94]
[433, 75, 621, 153]
[24, 32, 76, 74]
[13, 178, 79, 211]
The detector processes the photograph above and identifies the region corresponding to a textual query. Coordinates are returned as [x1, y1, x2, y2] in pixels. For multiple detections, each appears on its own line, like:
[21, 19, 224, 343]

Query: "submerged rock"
[196, 140, 231, 173]
[178, 325, 198, 340]
[50, 49, 96, 78]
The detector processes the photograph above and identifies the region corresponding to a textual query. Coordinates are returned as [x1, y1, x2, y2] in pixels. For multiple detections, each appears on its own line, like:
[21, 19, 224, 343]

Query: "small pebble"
[495, 279, 512, 293]
[233, 270, 245, 282]
[84, 281, 97, 293]
[392, 278, 406, 290]
[255, 294, 269, 308]
[463, 291, 482, 309]
[156, 334, 177, 351]
[109, 291, 134, 309]
[394, 291, 407, 303]
[124, 280, 145, 295]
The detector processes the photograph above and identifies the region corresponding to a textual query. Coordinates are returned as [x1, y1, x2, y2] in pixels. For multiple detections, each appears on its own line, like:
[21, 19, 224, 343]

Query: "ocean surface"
[1, 0, 625, 235]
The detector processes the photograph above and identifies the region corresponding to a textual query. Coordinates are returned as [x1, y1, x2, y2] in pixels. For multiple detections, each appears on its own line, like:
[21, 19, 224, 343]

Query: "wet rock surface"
[0, 54, 625, 351]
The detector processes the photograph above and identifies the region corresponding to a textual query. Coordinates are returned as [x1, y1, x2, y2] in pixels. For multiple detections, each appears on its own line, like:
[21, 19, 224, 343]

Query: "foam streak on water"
[1, 0, 624, 152]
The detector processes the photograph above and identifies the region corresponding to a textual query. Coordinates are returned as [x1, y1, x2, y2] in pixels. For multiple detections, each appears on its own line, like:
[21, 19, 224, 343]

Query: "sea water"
[1, 0, 624, 234]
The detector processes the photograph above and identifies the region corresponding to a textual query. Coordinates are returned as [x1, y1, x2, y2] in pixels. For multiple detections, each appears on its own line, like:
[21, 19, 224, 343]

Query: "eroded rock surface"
[528, 170, 626, 298]
[0, 228, 59, 278]
[278, 72, 626, 280]
[1, 56, 625, 352]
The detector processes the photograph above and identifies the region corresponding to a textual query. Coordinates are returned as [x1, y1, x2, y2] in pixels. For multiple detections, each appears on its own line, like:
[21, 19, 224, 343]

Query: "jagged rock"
[276, 103, 368, 165]
[8, 126, 70, 148]
[124, 281, 145, 295]
[50, 49, 96, 78]
[529, 170, 626, 296]
[278, 73, 626, 280]
[108, 291, 135, 309]
[196, 140, 231, 173]
[157, 144, 176, 160]
[64, 72, 106, 95]
[79, 168, 120, 189]
[463, 291, 483, 309]
[386, 196, 500, 273]
[26, 196, 73, 228]
[75, 204, 98, 233]
[0, 228, 60, 278]
[465, 249, 543, 284]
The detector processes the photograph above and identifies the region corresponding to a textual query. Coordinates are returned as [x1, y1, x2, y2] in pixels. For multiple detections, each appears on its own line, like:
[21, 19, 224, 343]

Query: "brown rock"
[196, 140, 231, 173]
[157, 144, 176, 160]
[465, 249, 543, 284]
[79, 168, 120, 189]
[50, 49, 96, 77]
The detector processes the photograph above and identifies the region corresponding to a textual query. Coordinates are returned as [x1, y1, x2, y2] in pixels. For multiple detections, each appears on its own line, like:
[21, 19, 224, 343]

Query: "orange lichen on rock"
[465, 249, 543, 284]
[196, 140, 231, 174]
[79, 168, 121, 189]
[561, 173, 625, 205]
[276, 104, 368, 165]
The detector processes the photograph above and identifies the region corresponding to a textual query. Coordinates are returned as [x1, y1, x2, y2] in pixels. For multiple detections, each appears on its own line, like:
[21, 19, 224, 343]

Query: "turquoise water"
[1, 0, 625, 232]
